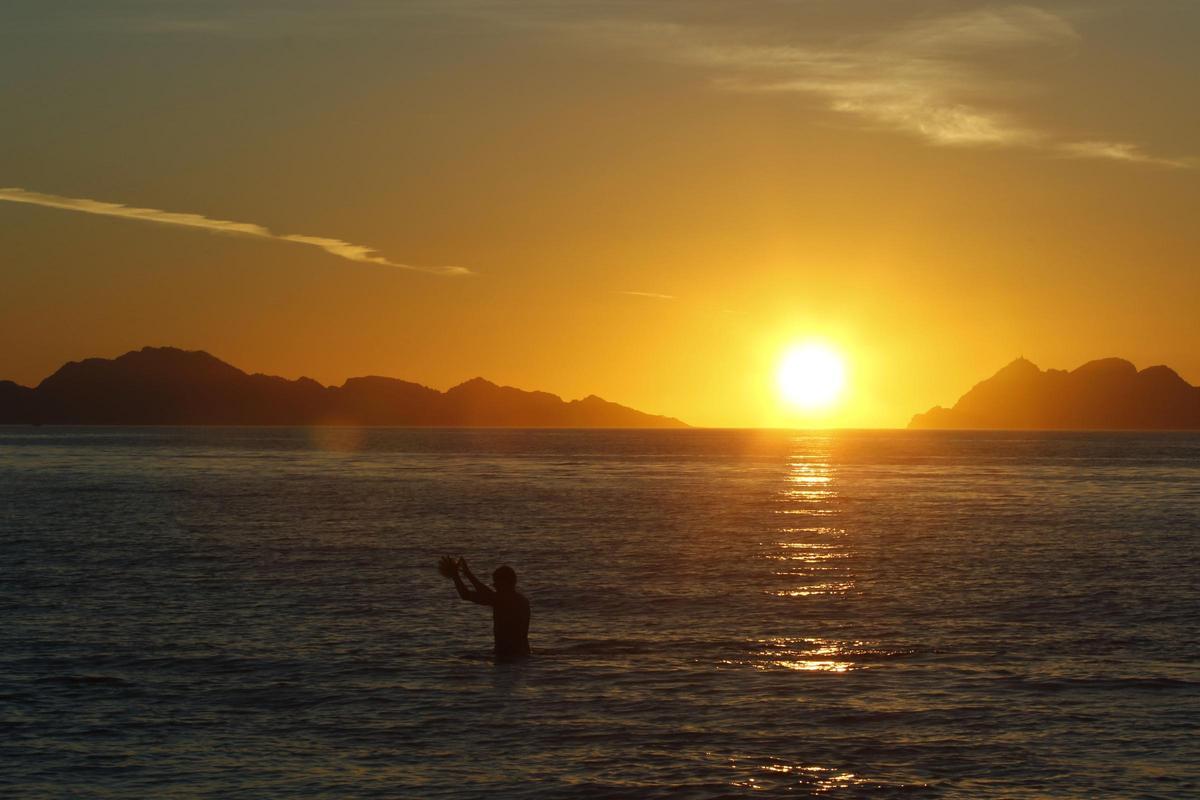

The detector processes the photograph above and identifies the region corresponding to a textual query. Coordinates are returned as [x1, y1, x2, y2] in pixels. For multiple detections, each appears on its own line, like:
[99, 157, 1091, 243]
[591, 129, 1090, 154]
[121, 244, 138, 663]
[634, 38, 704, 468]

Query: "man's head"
[493, 565, 517, 592]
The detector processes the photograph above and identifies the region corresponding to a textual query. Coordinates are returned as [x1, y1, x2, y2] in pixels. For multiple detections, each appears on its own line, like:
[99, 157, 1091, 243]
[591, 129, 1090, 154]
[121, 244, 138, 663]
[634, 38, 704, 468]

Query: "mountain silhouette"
[909, 357, 1200, 429]
[0, 347, 687, 427]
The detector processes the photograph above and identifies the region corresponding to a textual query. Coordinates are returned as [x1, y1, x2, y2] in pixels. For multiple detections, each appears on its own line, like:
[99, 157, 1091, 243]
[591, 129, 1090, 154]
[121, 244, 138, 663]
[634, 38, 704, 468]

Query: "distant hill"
[0, 347, 687, 428]
[909, 357, 1200, 430]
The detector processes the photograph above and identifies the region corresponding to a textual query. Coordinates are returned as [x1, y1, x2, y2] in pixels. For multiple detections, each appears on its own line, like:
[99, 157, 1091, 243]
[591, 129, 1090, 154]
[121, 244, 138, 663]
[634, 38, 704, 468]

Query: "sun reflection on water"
[767, 440, 853, 599]
[761, 637, 854, 672]
[725, 755, 922, 794]
[772, 583, 854, 597]
[721, 637, 887, 673]
[734, 438, 866, 674]
[776, 660, 852, 672]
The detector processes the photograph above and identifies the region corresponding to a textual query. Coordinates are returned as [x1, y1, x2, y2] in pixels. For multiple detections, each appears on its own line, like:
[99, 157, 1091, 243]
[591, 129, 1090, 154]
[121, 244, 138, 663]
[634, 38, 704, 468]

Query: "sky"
[1, 0, 1197, 427]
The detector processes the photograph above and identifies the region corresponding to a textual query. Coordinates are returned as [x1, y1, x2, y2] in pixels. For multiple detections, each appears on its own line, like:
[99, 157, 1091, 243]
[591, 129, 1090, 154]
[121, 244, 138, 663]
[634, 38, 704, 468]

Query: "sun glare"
[777, 343, 847, 411]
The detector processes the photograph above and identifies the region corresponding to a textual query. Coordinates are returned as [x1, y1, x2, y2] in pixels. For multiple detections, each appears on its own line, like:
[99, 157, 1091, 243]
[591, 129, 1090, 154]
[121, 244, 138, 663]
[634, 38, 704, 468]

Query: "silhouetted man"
[441, 556, 530, 661]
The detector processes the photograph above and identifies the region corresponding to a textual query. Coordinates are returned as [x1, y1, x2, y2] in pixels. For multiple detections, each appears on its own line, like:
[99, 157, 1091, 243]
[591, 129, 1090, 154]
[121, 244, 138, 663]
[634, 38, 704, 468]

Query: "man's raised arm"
[457, 558, 495, 603]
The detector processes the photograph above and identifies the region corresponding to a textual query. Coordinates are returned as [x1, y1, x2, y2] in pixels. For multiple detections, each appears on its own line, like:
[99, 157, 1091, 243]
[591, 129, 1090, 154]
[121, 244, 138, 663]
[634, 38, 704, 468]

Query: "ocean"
[1, 427, 1197, 798]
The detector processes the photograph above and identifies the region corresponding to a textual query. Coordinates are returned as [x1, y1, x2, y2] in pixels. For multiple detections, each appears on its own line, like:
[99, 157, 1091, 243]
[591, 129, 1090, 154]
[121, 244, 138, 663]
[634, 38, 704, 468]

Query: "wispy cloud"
[1057, 140, 1196, 169]
[0, 188, 470, 276]
[618, 290, 675, 300]
[548, 4, 1192, 168]
[59, 2, 1194, 169]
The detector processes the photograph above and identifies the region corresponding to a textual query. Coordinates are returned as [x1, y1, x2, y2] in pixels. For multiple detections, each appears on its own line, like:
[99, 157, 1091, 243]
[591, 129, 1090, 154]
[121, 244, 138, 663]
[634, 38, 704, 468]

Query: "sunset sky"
[2, 1, 1197, 427]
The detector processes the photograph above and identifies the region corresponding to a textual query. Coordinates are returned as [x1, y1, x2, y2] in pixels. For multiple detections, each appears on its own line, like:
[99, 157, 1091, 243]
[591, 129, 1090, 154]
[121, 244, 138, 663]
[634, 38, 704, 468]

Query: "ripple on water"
[1, 428, 1199, 798]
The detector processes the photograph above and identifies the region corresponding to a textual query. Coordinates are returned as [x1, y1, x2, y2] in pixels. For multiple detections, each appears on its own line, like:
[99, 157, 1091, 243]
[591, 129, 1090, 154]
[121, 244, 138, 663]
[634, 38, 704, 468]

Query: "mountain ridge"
[0, 346, 687, 428]
[909, 357, 1200, 430]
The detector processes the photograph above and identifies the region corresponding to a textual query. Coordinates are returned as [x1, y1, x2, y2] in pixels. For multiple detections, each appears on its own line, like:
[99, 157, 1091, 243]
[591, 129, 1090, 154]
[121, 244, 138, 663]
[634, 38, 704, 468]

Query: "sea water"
[1, 428, 1197, 798]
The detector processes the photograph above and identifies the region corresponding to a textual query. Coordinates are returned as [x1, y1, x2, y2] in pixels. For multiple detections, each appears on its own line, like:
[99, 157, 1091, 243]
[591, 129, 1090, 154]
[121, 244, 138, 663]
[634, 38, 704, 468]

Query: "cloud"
[0, 187, 470, 276]
[665, 8, 1064, 147]
[1057, 141, 1196, 169]
[55, 2, 1195, 168]
[546, 4, 1191, 167]
[618, 290, 675, 300]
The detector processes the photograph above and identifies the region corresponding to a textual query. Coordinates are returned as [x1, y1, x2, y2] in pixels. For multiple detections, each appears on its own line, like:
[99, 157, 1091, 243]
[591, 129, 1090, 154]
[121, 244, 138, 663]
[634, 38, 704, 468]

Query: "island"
[909, 357, 1200, 430]
[0, 346, 687, 428]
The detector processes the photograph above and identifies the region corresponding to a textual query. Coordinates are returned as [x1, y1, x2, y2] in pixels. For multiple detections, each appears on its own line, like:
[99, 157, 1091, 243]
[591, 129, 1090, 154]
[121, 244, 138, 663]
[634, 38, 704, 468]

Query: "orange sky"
[2, 2, 1198, 427]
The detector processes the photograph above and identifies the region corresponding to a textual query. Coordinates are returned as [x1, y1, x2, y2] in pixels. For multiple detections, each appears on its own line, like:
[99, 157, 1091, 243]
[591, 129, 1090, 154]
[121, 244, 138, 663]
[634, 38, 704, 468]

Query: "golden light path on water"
[720, 437, 862, 680]
[770, 441, 855, 636]
[718, 436, 890, 793]
[731, 763, 865, 794]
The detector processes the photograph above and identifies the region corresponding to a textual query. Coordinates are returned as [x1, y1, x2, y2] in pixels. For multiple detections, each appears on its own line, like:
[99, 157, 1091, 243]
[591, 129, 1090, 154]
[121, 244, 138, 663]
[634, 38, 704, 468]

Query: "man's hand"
[450, 556, 494, 604]
[438, 555, 459, 579]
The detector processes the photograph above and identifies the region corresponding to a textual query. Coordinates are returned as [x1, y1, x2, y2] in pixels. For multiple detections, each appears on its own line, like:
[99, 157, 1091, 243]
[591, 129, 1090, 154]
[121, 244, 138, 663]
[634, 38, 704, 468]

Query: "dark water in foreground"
[1, 428, 1198, 798]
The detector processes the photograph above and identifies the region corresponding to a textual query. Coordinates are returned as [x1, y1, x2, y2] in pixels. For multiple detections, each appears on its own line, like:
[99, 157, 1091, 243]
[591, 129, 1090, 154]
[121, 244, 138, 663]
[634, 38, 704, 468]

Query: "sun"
[777, 343, 847, 410]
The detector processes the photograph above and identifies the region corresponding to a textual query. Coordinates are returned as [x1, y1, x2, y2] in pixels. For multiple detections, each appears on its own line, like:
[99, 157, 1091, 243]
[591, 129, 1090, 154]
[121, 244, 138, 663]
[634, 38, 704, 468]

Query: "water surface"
[2, 428, 1198, 797]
